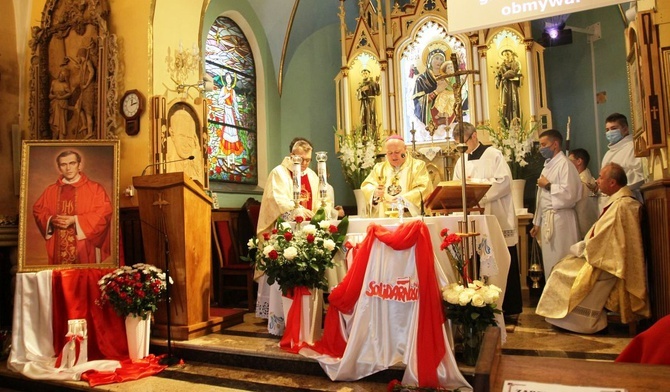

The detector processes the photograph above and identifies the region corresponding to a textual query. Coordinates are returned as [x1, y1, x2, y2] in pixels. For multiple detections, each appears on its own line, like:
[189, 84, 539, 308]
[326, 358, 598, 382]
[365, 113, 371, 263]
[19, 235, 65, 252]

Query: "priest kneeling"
[535, 162, 650, 333]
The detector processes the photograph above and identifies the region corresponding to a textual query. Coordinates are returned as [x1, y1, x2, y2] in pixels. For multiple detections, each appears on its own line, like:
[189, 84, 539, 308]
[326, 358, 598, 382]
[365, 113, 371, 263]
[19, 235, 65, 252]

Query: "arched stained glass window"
[205, 17, 258, 184]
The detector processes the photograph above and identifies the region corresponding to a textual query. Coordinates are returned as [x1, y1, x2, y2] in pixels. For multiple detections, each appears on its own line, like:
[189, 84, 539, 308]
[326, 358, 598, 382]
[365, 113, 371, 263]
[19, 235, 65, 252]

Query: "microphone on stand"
[141, 156, 195, 176]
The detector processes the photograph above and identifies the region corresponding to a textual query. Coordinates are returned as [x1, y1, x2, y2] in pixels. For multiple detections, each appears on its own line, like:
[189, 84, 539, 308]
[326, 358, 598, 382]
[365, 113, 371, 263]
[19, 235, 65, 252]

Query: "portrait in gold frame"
[18, 140, 119, 272]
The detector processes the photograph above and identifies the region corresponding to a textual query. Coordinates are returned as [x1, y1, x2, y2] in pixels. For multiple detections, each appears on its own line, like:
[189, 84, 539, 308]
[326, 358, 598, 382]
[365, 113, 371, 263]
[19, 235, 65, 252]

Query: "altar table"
[345, 214, 510, 335]
[301, 220, 473, 390]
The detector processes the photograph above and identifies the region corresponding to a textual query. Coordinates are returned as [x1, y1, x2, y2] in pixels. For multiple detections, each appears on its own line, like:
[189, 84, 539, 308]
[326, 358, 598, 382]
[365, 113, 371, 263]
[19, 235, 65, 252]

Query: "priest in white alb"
[452, 122, 522, 317]
[361, 135, 433, 217]
[255, 138, 323, 335]
[536, 163, 650, 333]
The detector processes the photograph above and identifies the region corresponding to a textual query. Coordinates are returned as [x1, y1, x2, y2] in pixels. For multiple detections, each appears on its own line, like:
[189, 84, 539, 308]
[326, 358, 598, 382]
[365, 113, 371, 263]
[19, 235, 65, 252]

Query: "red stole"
[299, 173, 312, 210]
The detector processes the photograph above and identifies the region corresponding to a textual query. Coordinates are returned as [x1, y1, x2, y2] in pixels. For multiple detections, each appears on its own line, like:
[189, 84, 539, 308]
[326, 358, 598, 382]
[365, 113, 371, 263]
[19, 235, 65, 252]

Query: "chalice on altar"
[528, 262, 544, 289]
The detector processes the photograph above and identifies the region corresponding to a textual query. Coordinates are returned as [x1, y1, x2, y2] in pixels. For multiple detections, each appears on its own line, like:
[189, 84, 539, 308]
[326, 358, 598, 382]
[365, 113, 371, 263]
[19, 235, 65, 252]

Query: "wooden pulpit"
[133, 172, 222, 340]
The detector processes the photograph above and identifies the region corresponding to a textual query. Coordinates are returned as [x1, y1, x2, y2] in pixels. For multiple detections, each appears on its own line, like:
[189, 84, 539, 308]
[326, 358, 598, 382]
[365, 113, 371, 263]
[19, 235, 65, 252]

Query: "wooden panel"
[119, 207, 144, 265]
[642, 180, 670, 321]
[133, 173, 220, 339]
[490, 355, 670, 391]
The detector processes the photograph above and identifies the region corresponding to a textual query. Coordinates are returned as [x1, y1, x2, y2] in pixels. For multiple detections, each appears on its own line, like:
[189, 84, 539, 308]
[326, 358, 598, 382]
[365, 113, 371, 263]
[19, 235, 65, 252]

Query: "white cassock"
[452, 143, 518, 247]
[599, 134, 645, 210]
[533, 152, 582, 280]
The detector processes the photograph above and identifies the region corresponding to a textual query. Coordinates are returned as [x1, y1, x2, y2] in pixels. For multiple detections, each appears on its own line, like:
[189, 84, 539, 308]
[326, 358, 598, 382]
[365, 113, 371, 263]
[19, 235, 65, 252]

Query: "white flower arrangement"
[336, 127, 379, 189]
[442, 280, 502, 307]
[441, 280, 502, 331]
[478, 111, 537, 179]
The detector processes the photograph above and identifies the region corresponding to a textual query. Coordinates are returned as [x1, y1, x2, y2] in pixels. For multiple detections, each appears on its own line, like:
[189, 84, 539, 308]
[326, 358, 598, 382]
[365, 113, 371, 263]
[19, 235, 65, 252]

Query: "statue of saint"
[49, 68, 73, 140]
[495, 49, 522, 124]
[356, 69, 380, 135]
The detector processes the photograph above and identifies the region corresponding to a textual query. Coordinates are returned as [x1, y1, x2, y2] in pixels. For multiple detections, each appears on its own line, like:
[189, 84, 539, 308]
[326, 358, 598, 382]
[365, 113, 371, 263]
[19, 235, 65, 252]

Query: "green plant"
[247, 209, 349, 295]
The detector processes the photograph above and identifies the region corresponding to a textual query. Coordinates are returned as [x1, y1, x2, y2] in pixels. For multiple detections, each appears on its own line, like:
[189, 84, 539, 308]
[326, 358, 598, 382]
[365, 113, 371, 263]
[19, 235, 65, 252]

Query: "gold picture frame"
[626, 24, 649, 157]
[18, 140, 120, 272]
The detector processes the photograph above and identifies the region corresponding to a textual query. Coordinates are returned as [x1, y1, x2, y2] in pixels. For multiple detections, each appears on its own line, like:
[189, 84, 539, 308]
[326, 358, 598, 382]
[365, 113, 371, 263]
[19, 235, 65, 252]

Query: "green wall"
[281, 24, 349, 205]
[537, 5, 630, 175]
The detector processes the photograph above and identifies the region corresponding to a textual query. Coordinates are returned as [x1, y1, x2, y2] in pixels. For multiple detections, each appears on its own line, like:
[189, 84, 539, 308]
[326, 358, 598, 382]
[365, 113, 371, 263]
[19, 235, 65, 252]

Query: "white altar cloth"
[346, 215, 510, 338]
[300, 220, 472, 389]
[8, 271, 120, 380]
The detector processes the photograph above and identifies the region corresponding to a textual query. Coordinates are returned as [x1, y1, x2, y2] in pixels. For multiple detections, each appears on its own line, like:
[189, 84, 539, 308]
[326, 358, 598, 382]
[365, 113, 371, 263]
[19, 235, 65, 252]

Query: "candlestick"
[566, 116, 571, 141]
[315, 151, 329, 211]
[291, 155, 302, 211]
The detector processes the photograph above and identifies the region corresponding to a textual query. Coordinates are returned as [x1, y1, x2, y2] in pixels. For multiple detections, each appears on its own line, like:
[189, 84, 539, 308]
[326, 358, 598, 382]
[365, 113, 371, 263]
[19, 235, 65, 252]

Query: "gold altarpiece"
[335, 0, 551, 186]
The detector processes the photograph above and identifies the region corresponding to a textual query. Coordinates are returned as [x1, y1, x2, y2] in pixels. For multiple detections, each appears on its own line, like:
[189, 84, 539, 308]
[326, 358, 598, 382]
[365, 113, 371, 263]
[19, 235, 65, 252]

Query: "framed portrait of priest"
[18, 140, 120, 272]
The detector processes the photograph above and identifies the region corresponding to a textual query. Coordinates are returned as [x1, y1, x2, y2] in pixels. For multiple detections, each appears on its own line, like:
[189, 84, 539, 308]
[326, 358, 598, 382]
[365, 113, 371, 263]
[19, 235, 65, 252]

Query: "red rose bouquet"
[97, 263, 170, 319]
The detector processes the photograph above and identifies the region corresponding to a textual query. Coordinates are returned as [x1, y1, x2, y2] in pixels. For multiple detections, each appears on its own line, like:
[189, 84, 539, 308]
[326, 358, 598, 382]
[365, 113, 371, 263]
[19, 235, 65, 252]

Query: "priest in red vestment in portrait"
[33, 150, 113, 264]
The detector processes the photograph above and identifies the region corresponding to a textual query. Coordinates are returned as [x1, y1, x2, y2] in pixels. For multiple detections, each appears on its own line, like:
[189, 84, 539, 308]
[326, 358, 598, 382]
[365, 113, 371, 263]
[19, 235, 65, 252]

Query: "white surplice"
[533, 152, 582, 280]
[599, 134, 645, 210]
[453, 144, 518, 246]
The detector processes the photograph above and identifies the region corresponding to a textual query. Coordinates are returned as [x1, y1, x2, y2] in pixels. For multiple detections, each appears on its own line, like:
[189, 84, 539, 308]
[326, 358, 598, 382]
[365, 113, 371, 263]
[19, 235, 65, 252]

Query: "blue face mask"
[606, 128, 623, 145]
[540, 146, 554, 160]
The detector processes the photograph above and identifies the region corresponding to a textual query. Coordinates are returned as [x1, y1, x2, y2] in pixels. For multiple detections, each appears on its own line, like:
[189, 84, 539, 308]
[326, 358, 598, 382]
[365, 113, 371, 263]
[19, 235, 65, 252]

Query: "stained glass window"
[205, 17, 258, 184]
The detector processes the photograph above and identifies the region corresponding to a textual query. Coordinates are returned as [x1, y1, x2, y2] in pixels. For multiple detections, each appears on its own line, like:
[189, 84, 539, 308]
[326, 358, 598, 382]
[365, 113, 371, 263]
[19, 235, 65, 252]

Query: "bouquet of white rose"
[442, 280, 502, 329]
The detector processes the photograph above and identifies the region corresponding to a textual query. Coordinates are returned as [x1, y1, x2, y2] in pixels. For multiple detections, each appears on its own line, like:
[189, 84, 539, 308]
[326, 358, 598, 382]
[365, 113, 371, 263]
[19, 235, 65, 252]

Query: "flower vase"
[353, 189, 367, 217]
[462, 325, 484, 366]
[511, 179, 526, 212]
[281, 287, 323, 345]
[125, 312, 151, 360]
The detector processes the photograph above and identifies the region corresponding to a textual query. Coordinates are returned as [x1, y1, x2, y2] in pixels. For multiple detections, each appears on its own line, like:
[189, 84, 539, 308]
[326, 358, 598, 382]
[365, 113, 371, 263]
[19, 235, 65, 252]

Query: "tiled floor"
[0, 300, 636, 391]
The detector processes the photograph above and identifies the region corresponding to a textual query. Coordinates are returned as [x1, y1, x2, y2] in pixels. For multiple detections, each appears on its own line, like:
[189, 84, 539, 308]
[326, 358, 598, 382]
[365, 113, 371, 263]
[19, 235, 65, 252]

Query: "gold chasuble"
[536, 186, 650, 324]
[360, 155, 433, 218]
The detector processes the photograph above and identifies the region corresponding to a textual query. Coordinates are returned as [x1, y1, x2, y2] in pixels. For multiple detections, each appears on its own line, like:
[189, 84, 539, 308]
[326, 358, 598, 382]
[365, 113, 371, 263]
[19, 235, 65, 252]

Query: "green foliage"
[247, 208, 349, 295]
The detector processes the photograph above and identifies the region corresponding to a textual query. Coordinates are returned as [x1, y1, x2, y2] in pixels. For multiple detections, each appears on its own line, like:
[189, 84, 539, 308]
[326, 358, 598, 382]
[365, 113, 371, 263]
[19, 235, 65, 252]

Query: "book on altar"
[424, 180, 491, 213]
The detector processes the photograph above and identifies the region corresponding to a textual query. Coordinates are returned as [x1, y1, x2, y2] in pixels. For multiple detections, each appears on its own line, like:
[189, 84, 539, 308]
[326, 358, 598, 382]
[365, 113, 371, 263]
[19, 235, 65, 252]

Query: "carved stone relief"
[29, 0, 118, 140]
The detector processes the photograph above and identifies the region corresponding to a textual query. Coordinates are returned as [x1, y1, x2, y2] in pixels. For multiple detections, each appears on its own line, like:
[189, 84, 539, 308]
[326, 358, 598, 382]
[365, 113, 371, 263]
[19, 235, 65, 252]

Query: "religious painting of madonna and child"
[399, 22, 470, 144]
[18, 140, 119, 272]
[204, 16, 258, 185]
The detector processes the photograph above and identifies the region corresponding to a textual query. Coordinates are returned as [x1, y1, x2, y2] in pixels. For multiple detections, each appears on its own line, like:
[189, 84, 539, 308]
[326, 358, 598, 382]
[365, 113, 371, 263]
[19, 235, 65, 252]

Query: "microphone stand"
[155, 204, 179, 366]
[141, 155, 195, 176]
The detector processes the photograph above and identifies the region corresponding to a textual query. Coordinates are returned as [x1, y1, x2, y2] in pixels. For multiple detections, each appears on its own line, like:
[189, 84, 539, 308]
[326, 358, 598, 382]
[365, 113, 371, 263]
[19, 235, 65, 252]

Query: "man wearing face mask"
[361, 135, 433, 217]
[598, 113, 645, 211]
[530, 129, 582, 281]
